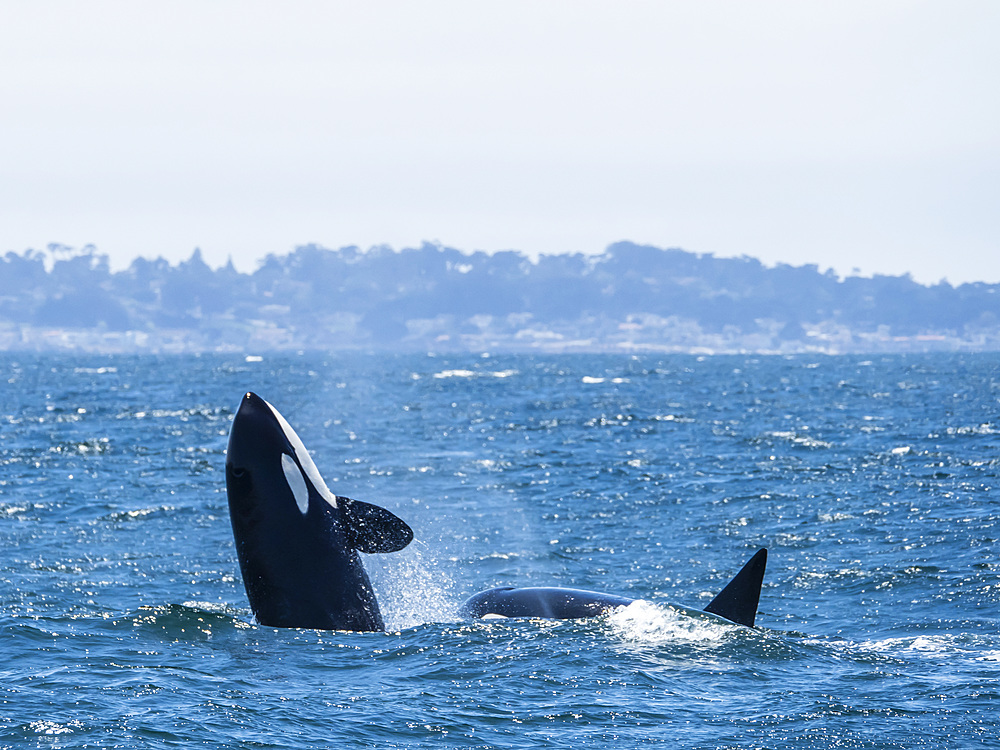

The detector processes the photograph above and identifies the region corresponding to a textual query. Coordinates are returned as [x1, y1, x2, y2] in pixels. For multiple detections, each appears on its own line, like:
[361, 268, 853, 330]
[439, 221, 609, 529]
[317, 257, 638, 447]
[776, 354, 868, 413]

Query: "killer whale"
[461, 548, 767, 627]
[225, 392, 412, 631]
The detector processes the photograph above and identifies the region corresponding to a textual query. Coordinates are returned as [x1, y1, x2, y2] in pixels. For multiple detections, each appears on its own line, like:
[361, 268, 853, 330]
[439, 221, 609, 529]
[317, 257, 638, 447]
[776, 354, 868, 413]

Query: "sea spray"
[365, 541, 460, 631]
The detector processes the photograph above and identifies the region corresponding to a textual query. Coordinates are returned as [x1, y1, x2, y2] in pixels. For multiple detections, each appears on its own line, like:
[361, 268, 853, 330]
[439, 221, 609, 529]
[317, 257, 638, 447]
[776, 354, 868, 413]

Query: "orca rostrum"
[225, 392, 412, 631]
[461, 548, 768, 628]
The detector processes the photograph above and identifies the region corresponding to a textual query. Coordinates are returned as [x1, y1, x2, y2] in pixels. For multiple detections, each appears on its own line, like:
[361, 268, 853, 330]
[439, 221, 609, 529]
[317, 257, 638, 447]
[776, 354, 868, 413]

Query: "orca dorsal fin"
[339, 497, 414, 554]
[703, 548, 767, 627]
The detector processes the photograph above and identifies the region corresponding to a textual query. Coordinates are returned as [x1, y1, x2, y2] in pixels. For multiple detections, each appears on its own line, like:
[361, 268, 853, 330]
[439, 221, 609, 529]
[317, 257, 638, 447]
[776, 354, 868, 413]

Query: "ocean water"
[1, 352, 998, 749]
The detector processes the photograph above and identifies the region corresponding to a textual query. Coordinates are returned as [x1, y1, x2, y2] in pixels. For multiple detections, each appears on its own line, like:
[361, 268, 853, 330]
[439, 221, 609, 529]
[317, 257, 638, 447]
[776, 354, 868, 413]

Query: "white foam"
[29, 721, 82, 736]
[766, 430, 833, 449]
[607, 600, 732, 644]
[848, 633, 990, 661]
[947, 423, 999, 436]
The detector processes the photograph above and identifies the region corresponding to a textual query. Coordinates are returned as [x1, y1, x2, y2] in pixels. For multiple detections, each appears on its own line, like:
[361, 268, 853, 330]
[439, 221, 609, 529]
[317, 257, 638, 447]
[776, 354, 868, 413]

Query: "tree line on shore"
[2, 241, 998, 350]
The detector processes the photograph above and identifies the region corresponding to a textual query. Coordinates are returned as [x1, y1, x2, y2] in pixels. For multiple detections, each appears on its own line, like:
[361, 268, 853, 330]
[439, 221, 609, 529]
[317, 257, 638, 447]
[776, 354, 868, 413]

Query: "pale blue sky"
[3, 1, 998, 283]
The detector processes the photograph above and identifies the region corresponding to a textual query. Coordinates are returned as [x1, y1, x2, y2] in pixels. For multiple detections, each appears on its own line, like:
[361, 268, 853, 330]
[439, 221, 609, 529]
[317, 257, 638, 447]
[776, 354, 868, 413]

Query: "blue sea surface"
[1, 352, 998, 748]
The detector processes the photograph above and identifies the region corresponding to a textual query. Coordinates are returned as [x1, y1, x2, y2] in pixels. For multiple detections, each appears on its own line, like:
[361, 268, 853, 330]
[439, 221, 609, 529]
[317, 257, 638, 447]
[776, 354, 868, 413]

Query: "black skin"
[461, 549, 768, 628]
[461, 587, 635, 620]
[225, 392, 411, 631]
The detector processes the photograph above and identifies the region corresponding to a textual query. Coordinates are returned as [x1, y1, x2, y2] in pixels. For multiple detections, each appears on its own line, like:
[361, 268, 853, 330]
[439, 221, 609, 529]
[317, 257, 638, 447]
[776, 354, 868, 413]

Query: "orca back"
[461, 587, 634, 620]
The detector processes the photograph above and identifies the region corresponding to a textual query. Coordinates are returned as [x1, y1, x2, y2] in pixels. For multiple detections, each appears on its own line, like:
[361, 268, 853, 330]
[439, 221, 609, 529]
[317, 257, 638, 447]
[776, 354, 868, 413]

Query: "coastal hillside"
[2, 241, 998, 353]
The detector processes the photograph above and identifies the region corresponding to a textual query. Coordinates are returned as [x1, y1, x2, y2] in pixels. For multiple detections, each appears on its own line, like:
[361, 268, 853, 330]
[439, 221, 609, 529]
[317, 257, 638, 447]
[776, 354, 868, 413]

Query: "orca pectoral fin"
[703, 548, 767, 628]
[339, 497, 414, 553]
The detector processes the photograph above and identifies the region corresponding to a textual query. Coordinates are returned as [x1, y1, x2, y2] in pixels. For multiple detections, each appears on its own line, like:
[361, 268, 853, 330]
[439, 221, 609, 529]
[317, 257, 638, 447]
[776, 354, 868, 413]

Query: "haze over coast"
[2, 241, 998, 354]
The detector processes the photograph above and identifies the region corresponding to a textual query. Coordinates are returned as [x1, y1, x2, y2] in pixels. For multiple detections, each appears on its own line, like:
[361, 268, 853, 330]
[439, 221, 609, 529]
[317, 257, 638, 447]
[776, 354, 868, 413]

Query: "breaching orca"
[225, 392, 413, 631]
[461, 548, 768, 627]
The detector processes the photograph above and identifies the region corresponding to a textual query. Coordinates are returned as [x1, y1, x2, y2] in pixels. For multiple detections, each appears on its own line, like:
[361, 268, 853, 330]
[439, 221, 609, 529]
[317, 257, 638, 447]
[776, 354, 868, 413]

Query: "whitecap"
[851, 633, 991, 661]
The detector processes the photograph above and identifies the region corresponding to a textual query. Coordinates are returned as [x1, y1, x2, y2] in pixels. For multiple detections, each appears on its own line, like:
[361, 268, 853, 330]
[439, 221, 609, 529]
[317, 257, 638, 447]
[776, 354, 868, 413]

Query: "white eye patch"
[266, 398, 338, 510]
[281, 453, 310, 514]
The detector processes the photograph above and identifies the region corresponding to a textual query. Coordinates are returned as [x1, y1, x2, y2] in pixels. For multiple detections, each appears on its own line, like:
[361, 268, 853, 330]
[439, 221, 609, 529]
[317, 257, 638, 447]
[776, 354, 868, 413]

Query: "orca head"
[227, 392, 413, 551]
[226, 391, 339, 521]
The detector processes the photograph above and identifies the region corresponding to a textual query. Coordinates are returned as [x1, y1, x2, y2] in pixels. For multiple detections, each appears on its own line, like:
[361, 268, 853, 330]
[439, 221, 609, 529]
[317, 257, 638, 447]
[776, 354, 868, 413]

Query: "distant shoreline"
[4, 241, 999, 354]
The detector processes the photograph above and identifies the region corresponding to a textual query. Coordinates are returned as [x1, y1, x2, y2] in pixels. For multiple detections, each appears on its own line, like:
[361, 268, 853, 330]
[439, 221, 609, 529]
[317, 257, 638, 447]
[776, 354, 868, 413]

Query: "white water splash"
[606, 600, 733, 645]
[366, 544, 459, 631]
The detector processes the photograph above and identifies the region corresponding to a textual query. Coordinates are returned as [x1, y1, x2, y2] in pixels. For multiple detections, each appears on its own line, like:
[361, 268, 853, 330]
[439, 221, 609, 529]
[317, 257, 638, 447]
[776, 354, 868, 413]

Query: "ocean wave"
[119, 602, 253, 637]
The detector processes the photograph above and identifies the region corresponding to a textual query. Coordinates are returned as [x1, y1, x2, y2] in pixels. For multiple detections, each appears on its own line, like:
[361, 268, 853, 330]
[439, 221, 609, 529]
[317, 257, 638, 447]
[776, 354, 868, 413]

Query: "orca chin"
[461, 548, 768, 628]
[225, 392, 412, 631]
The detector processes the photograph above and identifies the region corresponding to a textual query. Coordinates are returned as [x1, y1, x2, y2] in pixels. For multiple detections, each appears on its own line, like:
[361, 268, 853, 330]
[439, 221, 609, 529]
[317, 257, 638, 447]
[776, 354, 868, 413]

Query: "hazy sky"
[3, 1, 998, 284]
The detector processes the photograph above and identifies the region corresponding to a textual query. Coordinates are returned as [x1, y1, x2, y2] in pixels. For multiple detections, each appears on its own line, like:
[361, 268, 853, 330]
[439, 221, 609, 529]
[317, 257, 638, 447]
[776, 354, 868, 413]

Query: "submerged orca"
[225, 392, 412, 631]
[461, 548, 768, 627]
